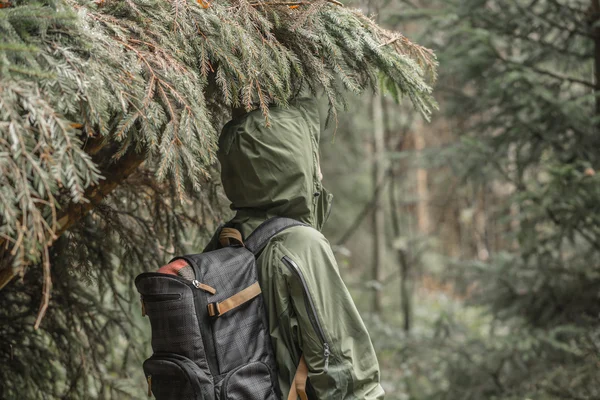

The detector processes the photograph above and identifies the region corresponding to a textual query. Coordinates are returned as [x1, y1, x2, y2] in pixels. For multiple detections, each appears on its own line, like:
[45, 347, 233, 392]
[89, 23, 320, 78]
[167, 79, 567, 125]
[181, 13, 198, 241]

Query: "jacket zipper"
[281, 256, 331, 372]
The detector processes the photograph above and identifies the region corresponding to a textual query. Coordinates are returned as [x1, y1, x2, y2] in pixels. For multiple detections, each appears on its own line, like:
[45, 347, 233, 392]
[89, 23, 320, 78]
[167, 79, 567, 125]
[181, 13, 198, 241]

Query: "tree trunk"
[371, 94, 386, 314]
[389, 166, 412, 333]
[593, 0, 600, 126]
[413, 127, 430, 234]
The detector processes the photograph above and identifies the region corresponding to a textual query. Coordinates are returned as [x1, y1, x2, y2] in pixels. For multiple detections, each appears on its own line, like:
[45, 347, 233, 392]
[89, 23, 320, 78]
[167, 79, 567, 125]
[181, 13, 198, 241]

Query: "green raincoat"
[215, 99, 384, 400]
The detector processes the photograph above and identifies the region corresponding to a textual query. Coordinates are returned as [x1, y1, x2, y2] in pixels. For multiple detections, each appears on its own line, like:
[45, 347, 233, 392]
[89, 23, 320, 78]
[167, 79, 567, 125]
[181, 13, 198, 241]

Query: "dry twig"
[250, 0, 342, 7]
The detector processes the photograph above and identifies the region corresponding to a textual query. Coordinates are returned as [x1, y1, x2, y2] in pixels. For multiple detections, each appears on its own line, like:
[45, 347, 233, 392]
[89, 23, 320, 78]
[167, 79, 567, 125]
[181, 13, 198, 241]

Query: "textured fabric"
[182, 245, 278, 383]
[212, 99, 384, 399]
[245, 217, 307, 255]
[151, 378, 194, 400]
[157, 258, 190, 275]
[136, 275, 209, 370]
[143, 354, 214, 400]
[138, 244, 281, 399]
[178, 265, 196, 280]
[208, 282, 262, 317]
[138, 217, 311, 399]
[218, 99, 329, 230]
[220, 362, 276, 400]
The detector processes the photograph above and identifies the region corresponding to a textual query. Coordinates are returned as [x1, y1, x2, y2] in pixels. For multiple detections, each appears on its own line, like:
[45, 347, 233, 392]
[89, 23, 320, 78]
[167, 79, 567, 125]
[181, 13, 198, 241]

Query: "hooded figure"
[212, 99, 384, 399]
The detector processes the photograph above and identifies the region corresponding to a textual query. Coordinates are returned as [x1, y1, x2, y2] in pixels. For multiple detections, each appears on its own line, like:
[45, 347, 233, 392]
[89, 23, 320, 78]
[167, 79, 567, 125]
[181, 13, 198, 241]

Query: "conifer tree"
[422, 0, 600, 398]
[0, 0, 436, 398]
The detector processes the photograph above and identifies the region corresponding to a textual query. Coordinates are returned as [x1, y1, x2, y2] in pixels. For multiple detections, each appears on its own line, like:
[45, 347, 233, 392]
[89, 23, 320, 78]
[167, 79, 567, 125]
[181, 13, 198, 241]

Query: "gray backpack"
[135, 217, 304, 400]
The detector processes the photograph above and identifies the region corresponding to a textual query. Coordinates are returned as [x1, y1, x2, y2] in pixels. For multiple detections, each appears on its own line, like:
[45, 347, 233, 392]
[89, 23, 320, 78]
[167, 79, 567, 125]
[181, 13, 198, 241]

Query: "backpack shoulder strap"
[245, 217, 307, 255]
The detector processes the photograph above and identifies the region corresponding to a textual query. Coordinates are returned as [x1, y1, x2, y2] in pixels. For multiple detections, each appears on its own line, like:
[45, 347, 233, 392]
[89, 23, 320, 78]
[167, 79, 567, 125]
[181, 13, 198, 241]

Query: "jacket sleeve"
[277, 229, 385, 400]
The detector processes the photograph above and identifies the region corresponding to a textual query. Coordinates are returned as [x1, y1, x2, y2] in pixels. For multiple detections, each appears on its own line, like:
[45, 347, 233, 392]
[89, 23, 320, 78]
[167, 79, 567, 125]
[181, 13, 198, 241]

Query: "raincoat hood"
[218, 99, 332, 231]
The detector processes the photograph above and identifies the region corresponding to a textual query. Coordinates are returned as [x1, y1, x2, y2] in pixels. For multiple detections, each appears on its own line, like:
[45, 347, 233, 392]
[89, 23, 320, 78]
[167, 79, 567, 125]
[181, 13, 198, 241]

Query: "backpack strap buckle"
[207, 302, 221, 317]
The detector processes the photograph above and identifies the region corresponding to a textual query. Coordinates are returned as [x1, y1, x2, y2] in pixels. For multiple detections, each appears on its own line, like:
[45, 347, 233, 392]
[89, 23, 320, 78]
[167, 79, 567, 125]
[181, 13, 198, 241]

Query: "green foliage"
[0, 0, 436, 283]
[0, 0, 437, 398]
[420, 0, 600, 398]
[333, 1, 600, 399]
[0, 170, 226, 398]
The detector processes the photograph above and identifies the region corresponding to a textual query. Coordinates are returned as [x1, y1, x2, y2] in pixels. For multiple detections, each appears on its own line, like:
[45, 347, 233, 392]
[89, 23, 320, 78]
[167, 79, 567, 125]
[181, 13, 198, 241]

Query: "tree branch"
[250, 0, 343, 7]
[491, 45, 595, 88]
[0, 149, 146, 293]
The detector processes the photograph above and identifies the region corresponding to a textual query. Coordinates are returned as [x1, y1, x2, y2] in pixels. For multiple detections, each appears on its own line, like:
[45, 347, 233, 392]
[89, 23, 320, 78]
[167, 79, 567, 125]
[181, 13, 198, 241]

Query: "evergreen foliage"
[331, 1, 600, 398]
[0, 0, 436, 284]
[426, 0, 600, 398]
[0, 169, 226, 398]
[0, 0, 437, 398]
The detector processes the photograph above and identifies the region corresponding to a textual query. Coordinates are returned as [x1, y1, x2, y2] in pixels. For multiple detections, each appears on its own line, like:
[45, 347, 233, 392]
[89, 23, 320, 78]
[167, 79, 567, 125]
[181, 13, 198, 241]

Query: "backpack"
[135, 217, 304, 400]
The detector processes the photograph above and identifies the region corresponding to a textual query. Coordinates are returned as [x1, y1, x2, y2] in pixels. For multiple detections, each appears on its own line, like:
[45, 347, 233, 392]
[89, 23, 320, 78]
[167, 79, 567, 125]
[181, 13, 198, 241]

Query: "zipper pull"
[141, 298, 146, 317]
[192, 280, 217, 295]
[146, 375, 152, 397]
[323, 343, 330, 373]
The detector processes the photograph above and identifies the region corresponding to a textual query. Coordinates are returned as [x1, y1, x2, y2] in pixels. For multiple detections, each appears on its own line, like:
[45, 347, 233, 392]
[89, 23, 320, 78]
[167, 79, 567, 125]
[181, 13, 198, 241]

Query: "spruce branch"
[250, 0, 343, 7]
[0, 0, 436, 323]
[0, 149, 145, 293]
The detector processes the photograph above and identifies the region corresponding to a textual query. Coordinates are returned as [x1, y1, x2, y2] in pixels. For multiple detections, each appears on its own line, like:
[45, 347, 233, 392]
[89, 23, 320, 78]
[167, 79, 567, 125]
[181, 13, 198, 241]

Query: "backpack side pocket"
[144, 353, 214, 400]
[136, 273, 212, 375]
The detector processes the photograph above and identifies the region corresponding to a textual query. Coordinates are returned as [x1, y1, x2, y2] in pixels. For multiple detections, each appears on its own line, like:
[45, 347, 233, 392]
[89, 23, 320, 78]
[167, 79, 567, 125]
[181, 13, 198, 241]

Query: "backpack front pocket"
[219, 361, 277, 400]
[144, 354, 214, 400]
[137, 273, 210, 365]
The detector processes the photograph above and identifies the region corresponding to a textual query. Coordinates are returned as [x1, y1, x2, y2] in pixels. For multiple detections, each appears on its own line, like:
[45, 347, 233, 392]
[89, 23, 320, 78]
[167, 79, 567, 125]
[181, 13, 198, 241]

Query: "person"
[209, 98, 385, 399]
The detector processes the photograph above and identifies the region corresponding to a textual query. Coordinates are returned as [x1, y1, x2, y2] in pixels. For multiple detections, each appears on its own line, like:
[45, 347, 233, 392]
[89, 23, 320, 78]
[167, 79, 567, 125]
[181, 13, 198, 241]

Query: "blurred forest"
[2, 0, 600, 399]
[332, 1, 600, 399]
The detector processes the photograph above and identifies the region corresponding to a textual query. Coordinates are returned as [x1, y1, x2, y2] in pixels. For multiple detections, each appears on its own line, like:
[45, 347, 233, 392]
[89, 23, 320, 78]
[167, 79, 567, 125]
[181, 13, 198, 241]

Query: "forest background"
[1, 0, 599, 399]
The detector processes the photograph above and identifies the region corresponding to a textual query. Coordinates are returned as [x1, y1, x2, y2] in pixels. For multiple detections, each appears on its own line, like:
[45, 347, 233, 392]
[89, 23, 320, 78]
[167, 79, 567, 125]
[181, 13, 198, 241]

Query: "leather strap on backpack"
[207, 282, 261, 317]
[219, 227, 244, 247]
[287, 355, 309, 400]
